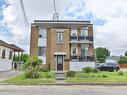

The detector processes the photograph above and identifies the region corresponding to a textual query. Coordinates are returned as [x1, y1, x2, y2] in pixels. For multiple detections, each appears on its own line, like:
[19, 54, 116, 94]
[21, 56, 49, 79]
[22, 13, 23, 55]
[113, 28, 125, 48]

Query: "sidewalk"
[0, 70, 22, 81]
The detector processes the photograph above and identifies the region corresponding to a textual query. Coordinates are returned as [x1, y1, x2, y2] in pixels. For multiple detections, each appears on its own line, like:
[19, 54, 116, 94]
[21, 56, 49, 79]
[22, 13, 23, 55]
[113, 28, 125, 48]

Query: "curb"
[1, 82, 127, 86]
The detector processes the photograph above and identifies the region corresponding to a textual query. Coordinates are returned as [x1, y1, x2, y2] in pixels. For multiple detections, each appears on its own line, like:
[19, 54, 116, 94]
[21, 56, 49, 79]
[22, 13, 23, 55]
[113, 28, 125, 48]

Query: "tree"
[118, 56, 127, 64]
[95, 47, 110, 63]
[23, 57, 43, 78]
[124, 51, 127, 56]
[13, 53, 29, 62]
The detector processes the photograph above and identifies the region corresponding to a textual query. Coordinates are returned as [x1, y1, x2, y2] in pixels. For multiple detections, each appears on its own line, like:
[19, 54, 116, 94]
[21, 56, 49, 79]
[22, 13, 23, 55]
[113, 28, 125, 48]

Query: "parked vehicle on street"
[97, 62, 120, 72]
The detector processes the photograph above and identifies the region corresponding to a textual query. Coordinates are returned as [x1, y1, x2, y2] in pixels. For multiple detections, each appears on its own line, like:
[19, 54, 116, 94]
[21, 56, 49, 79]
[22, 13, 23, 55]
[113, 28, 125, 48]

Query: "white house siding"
[0, 60, 12, 71]
[0, 45, 13, 71]
[70, 61, 95, 71]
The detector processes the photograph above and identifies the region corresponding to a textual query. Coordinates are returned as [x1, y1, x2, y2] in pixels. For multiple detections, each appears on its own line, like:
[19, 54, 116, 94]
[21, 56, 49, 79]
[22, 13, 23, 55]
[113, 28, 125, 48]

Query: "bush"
[118, 71, 124, 76]
[82, 67, 97, 73]
[39, 67, 49, 72]
[45, 72, 54, 78]
[23, 57, 43, 78]
[102, 74, 108, 78]
[66, 71, 76, 77]
[76, 73, 96, 78]
[25, 70, 40, 78]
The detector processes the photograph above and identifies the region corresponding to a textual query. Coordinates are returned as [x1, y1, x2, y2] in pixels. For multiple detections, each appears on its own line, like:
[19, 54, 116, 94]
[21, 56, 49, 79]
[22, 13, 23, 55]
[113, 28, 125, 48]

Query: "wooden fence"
[119, 64, 127, 68]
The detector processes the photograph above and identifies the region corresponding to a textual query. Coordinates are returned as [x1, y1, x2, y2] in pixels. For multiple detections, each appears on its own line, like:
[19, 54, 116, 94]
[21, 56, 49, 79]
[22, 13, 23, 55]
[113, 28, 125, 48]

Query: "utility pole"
[52, 0, 59, 20]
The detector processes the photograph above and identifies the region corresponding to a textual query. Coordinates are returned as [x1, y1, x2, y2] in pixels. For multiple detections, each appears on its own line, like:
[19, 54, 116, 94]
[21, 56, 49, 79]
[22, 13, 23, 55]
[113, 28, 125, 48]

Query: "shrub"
[82, 67, 96, 73]
[23, 57, 43, 78]
[102, 74, 108, 78]
[45, 72, 54, 78]
[25, 70, 40, 78]
[39, 67, 49, 72]
[76, 73, 96, 78]
[66, 71, 76, 77]
[118, 71, 124, 76]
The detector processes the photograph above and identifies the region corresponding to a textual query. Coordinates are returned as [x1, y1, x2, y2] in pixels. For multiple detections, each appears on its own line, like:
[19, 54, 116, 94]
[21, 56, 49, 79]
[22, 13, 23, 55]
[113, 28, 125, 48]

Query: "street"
[0, 85, 127, 95]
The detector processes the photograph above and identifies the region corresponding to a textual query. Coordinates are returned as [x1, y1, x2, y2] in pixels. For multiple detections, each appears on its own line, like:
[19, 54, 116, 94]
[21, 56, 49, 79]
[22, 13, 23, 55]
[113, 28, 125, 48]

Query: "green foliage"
[95, 47, 110, 63]
[66, 71, 76, 77]
[102, 74, 108, 78]
[25, 70, 40, 78]
[76, 73, 96, 78]
[13, 53, 29, 62]
[125, 51, 127, 56]
[39, 67, 49, 72]
[82, 67, 97, 73]
[118, 71, 124, 76]
[118, 56, 127, 64]
[23, 57, 43, 78]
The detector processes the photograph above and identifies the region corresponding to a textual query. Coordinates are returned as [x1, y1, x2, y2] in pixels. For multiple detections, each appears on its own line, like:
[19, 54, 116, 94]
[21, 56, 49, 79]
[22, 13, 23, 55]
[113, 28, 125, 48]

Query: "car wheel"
[113, 69, 117, 72]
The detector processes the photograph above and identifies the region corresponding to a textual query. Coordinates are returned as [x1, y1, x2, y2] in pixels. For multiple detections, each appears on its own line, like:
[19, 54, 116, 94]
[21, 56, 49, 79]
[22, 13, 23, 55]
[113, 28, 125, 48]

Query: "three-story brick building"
[30, 20, 95, 71]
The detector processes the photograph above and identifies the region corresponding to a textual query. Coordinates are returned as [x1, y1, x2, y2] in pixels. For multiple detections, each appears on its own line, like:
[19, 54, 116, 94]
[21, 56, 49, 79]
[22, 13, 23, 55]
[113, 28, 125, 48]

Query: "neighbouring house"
[106, 56, 120, 63]
[30, 20, 95, 71]
[0, 40, 24, 71]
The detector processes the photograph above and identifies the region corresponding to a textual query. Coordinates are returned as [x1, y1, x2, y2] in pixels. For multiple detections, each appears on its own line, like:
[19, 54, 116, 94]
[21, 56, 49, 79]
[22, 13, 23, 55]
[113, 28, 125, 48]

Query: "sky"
[0, 0, 127, 56]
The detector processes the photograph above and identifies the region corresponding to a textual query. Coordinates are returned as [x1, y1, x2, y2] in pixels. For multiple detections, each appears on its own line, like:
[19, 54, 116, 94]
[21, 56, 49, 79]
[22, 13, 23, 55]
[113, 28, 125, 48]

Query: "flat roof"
[32, 20, 92, 28]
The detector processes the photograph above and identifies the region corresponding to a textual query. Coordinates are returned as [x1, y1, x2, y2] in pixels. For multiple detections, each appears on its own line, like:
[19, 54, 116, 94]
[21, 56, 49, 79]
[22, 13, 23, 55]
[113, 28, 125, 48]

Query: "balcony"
[71, 55, 94, 62]
[70, 36, 93, 43]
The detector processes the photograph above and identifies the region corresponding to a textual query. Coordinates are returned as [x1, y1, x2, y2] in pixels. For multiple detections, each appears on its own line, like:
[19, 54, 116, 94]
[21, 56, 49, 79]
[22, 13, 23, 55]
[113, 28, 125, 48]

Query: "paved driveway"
[0, 70, 22, 81]
[0, 85, 127, 95]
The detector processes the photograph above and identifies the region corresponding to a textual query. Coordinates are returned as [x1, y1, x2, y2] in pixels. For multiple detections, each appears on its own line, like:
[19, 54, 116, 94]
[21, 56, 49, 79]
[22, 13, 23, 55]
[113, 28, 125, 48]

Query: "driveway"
[0, 70, 22, 81]
[0, 85, 127, 95]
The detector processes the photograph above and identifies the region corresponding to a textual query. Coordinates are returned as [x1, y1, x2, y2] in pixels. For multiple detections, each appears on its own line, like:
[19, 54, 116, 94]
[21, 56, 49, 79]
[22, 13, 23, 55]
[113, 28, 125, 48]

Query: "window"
[71, 44, 77, 56]
[39, 29, 46, 38]
[81, 45, 89, 56]
[2, 49, 6, 59]
[38, 47, 46, 56]
[57, 32, 63, 43]
[81, 29, 88, 36]
[9, 51, 13, 59]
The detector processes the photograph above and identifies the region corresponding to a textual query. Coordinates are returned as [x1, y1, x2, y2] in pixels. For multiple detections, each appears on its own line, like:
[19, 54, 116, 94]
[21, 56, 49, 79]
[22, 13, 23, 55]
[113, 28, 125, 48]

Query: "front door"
[57, 55, 63, 71]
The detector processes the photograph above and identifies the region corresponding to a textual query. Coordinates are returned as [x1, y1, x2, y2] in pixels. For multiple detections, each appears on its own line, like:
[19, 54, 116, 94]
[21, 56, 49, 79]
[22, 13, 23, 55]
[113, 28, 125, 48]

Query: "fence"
[119, 64, 127, 68]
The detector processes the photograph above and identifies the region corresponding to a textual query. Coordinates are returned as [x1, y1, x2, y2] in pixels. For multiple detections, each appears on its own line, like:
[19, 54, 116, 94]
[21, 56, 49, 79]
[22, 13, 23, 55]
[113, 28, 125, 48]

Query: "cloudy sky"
[0, 0, 127, 56]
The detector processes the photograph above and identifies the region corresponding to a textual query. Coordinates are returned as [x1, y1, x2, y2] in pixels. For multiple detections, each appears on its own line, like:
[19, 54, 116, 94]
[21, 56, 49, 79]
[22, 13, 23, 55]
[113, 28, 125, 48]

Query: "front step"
[55, 71, 65, 80]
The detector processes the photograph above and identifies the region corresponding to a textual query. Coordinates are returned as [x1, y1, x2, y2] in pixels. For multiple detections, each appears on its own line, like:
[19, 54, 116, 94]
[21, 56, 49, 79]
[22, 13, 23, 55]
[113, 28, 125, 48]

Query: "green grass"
[66, 72, 127, 83]
[3, 72, 55, 84]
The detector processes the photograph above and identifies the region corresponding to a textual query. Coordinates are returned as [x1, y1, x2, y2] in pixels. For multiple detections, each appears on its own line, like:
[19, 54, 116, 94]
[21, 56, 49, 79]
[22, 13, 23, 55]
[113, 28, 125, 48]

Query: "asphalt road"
[0, 85, 127, 95]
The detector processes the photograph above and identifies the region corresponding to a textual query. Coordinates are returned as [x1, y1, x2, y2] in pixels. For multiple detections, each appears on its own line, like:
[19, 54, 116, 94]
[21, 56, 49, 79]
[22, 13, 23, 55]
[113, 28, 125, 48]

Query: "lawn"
[66, 72, 127, 83]
[3, 72, 55, 84]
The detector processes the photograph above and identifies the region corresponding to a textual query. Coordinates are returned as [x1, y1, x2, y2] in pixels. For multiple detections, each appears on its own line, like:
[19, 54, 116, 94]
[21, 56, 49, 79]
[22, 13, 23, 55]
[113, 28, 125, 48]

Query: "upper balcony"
[70, 36, 93, 44]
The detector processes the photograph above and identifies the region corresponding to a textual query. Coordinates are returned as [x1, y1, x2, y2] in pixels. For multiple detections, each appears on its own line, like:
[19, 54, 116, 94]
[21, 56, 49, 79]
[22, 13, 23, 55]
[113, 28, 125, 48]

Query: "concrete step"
[55, 71, 66, 80]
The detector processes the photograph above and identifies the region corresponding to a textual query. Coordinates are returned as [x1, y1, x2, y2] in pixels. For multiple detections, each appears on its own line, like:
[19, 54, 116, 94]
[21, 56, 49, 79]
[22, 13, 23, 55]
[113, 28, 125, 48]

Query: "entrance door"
[57, 55, 63, 71]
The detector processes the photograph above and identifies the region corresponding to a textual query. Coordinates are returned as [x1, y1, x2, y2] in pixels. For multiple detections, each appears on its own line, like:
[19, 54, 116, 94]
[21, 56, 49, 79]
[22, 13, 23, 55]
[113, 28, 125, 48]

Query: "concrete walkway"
[0, 70, 22, 81]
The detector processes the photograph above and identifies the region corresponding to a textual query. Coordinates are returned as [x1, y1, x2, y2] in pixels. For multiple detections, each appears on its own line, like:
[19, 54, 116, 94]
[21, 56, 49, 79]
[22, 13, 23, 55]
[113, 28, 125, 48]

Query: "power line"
[20, 0, 29, 27]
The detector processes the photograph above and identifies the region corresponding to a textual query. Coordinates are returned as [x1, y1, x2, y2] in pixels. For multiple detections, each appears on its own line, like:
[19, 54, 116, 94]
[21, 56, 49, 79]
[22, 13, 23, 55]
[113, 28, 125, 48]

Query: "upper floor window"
[57, 32, 63, 43]
[39, 28, 46, 38]
[2, 49, 6, 59]
[71, 29, 77, 36]
[38, 47, 46, 56]
[81, 28, 88, 36]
